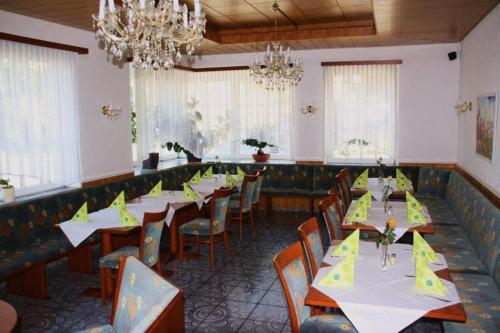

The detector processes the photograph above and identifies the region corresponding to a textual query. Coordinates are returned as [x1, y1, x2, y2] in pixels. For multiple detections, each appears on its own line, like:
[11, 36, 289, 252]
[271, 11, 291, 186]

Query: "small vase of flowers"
[242, 139, 275, 162]
[377, 218, 397, 270]
[0, 179, 15, 203]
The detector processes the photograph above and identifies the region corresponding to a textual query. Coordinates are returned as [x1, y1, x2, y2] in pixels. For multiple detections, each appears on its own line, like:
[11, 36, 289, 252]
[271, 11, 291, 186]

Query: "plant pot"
[2, 186, 15, 203]
[142, 152, 159, 170]
[252, 154, 270, 163]
[186, 152, 202, 163]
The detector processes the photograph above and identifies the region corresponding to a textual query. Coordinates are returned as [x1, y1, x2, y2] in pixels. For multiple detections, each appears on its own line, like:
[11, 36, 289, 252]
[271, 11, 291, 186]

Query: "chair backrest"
[273, 241, 311, 333]
[111, 256, 181, 332]
[239, 174, 259, 212]
[209, 187, 233, 235]
[139, 204, 169, 267]
[335, 172, 351, 214]
[318, 190, 343, 243]
[342, 167, 354, 188]
[297, 217, 324, 278]
[250, 167, 266, 205]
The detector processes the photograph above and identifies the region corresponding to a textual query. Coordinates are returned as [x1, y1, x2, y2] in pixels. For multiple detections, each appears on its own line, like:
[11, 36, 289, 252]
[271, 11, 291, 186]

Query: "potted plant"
[0, 178, 15, 203]
[242, 139, 275, 162]
[161, 141, 202, 163]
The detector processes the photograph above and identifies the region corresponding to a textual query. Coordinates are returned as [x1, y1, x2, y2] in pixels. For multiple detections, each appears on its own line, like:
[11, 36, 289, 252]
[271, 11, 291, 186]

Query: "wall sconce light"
[455, 101, 472, 115]
[102, 105, 122, 120]
[301, 104, 316, 116]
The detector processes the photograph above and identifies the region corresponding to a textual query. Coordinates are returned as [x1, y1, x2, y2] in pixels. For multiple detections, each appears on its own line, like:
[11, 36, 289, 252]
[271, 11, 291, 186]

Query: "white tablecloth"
[314, 242, 460, 333]
[191, 174, 242, 193]
[59, 191, 205, 247]
[356, 178, 414, 201]
[344, 201, 431, 241]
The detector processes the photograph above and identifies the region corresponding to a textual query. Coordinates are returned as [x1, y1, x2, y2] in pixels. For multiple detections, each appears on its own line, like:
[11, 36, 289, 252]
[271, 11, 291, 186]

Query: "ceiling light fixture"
[92, 0, 206, 70]
[249, 2, 303, 91]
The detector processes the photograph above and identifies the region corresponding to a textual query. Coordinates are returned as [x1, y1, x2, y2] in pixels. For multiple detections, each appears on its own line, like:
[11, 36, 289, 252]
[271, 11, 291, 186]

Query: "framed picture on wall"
[476, 93, 498, 161]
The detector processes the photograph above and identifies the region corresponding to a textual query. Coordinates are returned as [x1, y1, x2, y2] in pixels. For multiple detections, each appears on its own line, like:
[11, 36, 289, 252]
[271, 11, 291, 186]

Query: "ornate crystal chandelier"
[92, 0, 206, 70]
[249, 2, 303, 91]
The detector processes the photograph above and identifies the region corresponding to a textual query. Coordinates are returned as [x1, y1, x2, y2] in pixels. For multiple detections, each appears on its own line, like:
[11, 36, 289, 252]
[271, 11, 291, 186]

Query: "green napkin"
[183, 183, 199, 200]
[190, 171, 201, 184]
[413, 231, 439, 263]
[319, 256, 356, 287]
[109, 191, 125, 209]
[359, 191, 372, 208]
[147, 181, 162, 197]
[396, 169, 411, 190]
[407, 205, 428, 224]
[202, 166, 213, 179]
[406, 191, 424, 212]
[237, 167, 246, 181]
[352, 169, 368, 188]
[345, 201, 368, 222]
[332, 229, 360, 257]
[415, 255, 448, 296]
[72, 202, 88, 222]
[119, 207, 139, 226]
[225, 172, 237, 186]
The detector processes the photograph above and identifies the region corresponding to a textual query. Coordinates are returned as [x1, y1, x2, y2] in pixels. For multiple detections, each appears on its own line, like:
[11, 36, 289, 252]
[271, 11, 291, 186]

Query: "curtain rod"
[321, 60, 402, 66]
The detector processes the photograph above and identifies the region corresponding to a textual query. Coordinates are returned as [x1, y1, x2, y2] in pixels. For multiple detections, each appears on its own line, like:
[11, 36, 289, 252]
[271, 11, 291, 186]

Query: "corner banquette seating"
[0, 162, 498, 333]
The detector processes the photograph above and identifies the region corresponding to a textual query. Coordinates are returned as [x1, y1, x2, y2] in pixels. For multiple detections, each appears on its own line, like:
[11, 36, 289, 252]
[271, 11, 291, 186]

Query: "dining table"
[305, 242, 466, 333]
[351, 177, 414, 201]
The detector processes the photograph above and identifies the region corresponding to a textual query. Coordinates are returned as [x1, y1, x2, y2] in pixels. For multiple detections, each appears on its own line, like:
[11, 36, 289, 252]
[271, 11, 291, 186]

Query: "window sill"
[0, 186, 79, 208]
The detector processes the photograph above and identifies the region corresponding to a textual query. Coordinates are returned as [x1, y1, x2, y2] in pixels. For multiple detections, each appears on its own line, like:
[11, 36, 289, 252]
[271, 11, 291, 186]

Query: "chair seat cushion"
[300, 315, 357, 333]
[0, 233, 74, 278]
[99, 246, 139, 270]
[425, 225, 489, 274]
[179, 218, 221, 236]
[443, 273, 500, 333]
[75, 324, 115, 333]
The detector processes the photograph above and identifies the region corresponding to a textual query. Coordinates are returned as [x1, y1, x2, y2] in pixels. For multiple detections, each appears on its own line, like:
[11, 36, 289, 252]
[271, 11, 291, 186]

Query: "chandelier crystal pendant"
[92, 0, 206, 70]
[249, 2, 303, 91]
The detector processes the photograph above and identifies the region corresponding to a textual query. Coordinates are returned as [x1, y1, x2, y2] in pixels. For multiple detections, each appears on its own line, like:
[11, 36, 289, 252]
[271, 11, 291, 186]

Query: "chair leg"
[179, 233, 185, 263]
[155, 261, 162, 275]
[209, 240, 215, 271]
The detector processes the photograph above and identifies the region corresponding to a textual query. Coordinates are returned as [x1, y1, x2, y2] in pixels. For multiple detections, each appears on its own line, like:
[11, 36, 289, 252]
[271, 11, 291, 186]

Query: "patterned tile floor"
[0, 212, 442, 332]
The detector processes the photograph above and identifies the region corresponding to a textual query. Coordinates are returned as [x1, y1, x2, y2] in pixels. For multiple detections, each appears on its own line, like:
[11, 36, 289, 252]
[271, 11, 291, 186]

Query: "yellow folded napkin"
[413, 231, 439, 263]
[345, 201, 368, 222]
[359, 191, 372, 208]
[226, 172, 237, 186]
[109, 191, 125, 209]
[406, 191, 424, 212]
[202, 166, 213, 179]
[415, 255, 448, 296]
[190, 171, 201, 184]
[332, 229, 360, 257]
[237, 167, 246, 181]
[319, 256, 356, 287]
[147, 181, 162, 197]
[396, 169, 411, 190]
[407, 206, 428, 224]
[183, 183, 200, 200]
[72, 202, 88, 222]
[352, 169, 368, 189]
[119, 207, 139, 226]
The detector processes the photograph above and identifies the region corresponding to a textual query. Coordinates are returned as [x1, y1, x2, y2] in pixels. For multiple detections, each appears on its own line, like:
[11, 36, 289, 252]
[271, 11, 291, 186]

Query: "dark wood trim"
[321, 60, 403, 66]
[0, 32, 89, 54]
[399, 162, 456, 169]
[82, 172, 135, 188]
[295, 160, 324, 165]
[455, 165, 500, 208]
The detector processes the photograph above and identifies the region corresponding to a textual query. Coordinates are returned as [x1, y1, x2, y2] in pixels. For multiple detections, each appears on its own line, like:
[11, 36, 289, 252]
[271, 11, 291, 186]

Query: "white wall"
[0, 10, 133, 183]
[191, 44, 460, 164]
[458, 4, 500, 195]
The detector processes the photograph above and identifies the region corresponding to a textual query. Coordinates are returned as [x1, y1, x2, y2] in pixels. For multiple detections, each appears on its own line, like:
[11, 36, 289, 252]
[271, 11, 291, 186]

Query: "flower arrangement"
[376, 157, 386, 180]
[0, 178, 12, 188]
[377, 218, 397, 269]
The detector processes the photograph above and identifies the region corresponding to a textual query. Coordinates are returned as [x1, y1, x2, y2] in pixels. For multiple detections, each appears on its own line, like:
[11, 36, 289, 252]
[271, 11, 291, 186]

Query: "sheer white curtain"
[0, 40, 81, 193]
[323, 64, 399, 164]
[132, 68, 295, 161]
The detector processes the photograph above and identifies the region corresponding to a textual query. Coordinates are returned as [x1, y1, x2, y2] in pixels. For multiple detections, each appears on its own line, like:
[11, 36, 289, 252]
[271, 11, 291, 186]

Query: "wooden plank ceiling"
[0, 0, 498, 54]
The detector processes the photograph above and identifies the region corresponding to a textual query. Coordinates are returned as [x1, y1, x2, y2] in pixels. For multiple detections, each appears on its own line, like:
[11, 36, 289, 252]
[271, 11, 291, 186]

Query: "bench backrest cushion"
[417, 168, 451, 197]
[445, 171, 500, 277]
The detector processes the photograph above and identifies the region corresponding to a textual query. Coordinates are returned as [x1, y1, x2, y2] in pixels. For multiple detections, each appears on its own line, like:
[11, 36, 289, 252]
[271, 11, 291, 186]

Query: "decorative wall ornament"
[476, 93, 497, 161]
[454, 101, 472, 115]
[102, 105, 122, 120]
[301, 104, 316, 116]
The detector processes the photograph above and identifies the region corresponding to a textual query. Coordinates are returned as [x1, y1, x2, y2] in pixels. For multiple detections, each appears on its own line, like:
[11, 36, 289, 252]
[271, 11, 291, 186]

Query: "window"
[0, 40, 81, 196]
[131, 68, 294, 161]
[323, 64, 399, 163]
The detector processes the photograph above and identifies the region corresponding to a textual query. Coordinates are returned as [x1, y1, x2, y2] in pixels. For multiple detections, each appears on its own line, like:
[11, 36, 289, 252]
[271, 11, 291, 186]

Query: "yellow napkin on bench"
[226, 172, 237, 186]
[345, 201, 368, 223]
[352, 169, 368, 189]
[202, 166, 213, 179]
[237, 166, 246, 181]
[119, 207, 139, 226]
[413, 231, 439, 263]
[406, 191, 424, 212]
[147, 181, 162, 197]
[183, 183, 200, 200]
[415, 255, 448, 296]
[72, 202, 88, 222]
[319, 256, 356, 287]
[190, 171, 201, 184]
[109, 191, 125, 209]
[332, 229, 360, 257]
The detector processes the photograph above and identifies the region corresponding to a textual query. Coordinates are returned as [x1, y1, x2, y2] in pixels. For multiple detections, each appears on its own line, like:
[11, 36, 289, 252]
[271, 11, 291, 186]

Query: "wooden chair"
[297, 217, 325, 279]
[341, 167, 354, 188]
[77, 256, 184, 333]
[229, 174, 259, 241]
[248, 167, 267, 220]
[273, 242, 355, 333]
[178, 187, 232, 271]
[318, 189, 344, 243]
[335, 172, 352, 215]
[99, 205, 169, 302]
